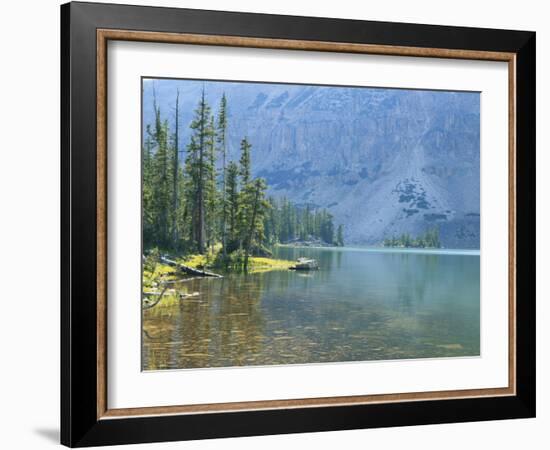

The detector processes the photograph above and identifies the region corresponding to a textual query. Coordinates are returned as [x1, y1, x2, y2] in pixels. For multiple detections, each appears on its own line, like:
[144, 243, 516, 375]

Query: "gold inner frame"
[96, 29, 517, 420]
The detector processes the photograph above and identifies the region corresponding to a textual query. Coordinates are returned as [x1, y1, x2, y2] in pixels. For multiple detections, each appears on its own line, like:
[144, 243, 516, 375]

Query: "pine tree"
[237, 137, 253, 248]
[242, 178, 270, 271]
[317, 210, 335, 244]
[205, 115, 218, 250]
[174, 166, 189, 250]
[184, 135, 199, 248]
[170, 89, 180, 247]
[304, 204, 312, 238]
[146, 87, 173, 249]
[217, 94, 229, 256]
[225, 161, 239, 252]
[263, 197, 280, 245]
[336, 224, 344, 246]
[184, 89, 213, 253]
[142, 131, 154, 246]
[151, 118, 171, 247]
[239, 137, 252, 187]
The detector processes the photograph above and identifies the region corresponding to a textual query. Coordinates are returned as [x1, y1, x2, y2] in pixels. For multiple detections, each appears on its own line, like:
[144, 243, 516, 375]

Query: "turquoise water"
[142, 246, 480, 370]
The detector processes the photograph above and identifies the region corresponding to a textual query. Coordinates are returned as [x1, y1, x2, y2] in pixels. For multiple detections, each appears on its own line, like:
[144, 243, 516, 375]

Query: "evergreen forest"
[142, 89, 342, 271]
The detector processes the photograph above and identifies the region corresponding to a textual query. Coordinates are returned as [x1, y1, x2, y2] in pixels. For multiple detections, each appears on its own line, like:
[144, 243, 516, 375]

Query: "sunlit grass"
[182, 253, 207, 268]
[180, 244, 294, 274]
[181, 243, 222, 268]
[143, 262, 177, 292]
[247, 257, 294, 273]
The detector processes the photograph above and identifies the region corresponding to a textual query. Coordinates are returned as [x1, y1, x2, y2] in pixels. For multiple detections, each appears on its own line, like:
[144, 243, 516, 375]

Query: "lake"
[142, 246, 480, 370]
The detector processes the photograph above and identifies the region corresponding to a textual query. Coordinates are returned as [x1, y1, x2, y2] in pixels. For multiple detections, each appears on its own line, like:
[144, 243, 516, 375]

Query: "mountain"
[143, 78, 480, 249]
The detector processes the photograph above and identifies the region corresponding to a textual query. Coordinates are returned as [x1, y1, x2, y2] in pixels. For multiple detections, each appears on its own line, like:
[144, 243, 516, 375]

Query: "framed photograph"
[61, 1, 535, 447]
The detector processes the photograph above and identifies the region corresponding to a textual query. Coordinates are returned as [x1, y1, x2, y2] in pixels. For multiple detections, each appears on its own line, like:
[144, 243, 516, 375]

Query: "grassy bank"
[181, 248, 294, 274]
[142, 261, 177, 294]
[143, 246, 294, 293]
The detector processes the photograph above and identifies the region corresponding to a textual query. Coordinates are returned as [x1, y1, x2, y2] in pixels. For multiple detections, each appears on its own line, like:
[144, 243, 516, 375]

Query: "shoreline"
[143, 244, 479, 292]
[275, 243, 480, 255]
[143, 250, 296, 287]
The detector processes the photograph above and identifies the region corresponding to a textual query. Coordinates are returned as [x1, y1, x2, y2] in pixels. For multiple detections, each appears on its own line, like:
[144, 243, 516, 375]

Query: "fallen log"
[160, 256, 223, 278]
[162, 277, 202, 284]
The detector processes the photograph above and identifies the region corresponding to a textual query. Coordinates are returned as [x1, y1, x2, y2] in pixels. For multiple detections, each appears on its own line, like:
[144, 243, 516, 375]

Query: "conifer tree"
[205, 115, 218, 250]
[225, 161, 240, 252]
[319, 210, 335, 244]
[216, 94, 229, 256]
[263, 197, 280, 245]
[237, 137, 253, 248]
[243, 178, 270, 271]
[336, 224, 344, 247]
[185, 89, 213, 253]
[151, 117, 171, 247]
[184, 135, 199, 248]
[142, 131, 154, 246]
[239, 137, 252, 187]
[170, 89, 180, 247]
[145, 86, 173, 248]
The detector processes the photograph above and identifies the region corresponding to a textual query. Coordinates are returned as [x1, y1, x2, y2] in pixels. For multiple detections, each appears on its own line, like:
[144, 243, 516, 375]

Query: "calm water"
[142, 247, 480, 370]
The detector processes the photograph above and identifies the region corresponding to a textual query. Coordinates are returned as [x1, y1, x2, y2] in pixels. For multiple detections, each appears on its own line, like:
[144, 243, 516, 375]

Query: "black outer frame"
[60, 1, 536, 447]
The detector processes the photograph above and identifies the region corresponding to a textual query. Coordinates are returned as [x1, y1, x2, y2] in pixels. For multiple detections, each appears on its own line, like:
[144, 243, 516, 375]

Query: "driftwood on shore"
[160, 256, 223, 278]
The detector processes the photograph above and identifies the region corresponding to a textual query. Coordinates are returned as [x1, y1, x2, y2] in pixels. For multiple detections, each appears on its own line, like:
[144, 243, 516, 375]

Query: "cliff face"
[143, 79, 480, 248]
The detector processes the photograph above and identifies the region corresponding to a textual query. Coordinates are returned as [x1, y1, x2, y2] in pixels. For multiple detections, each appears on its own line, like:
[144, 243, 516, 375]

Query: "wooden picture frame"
[61, 1, 535, 447]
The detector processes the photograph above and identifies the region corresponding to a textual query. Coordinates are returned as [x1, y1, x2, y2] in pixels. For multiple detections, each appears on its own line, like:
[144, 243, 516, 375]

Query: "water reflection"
[142, 247, 480, 370]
